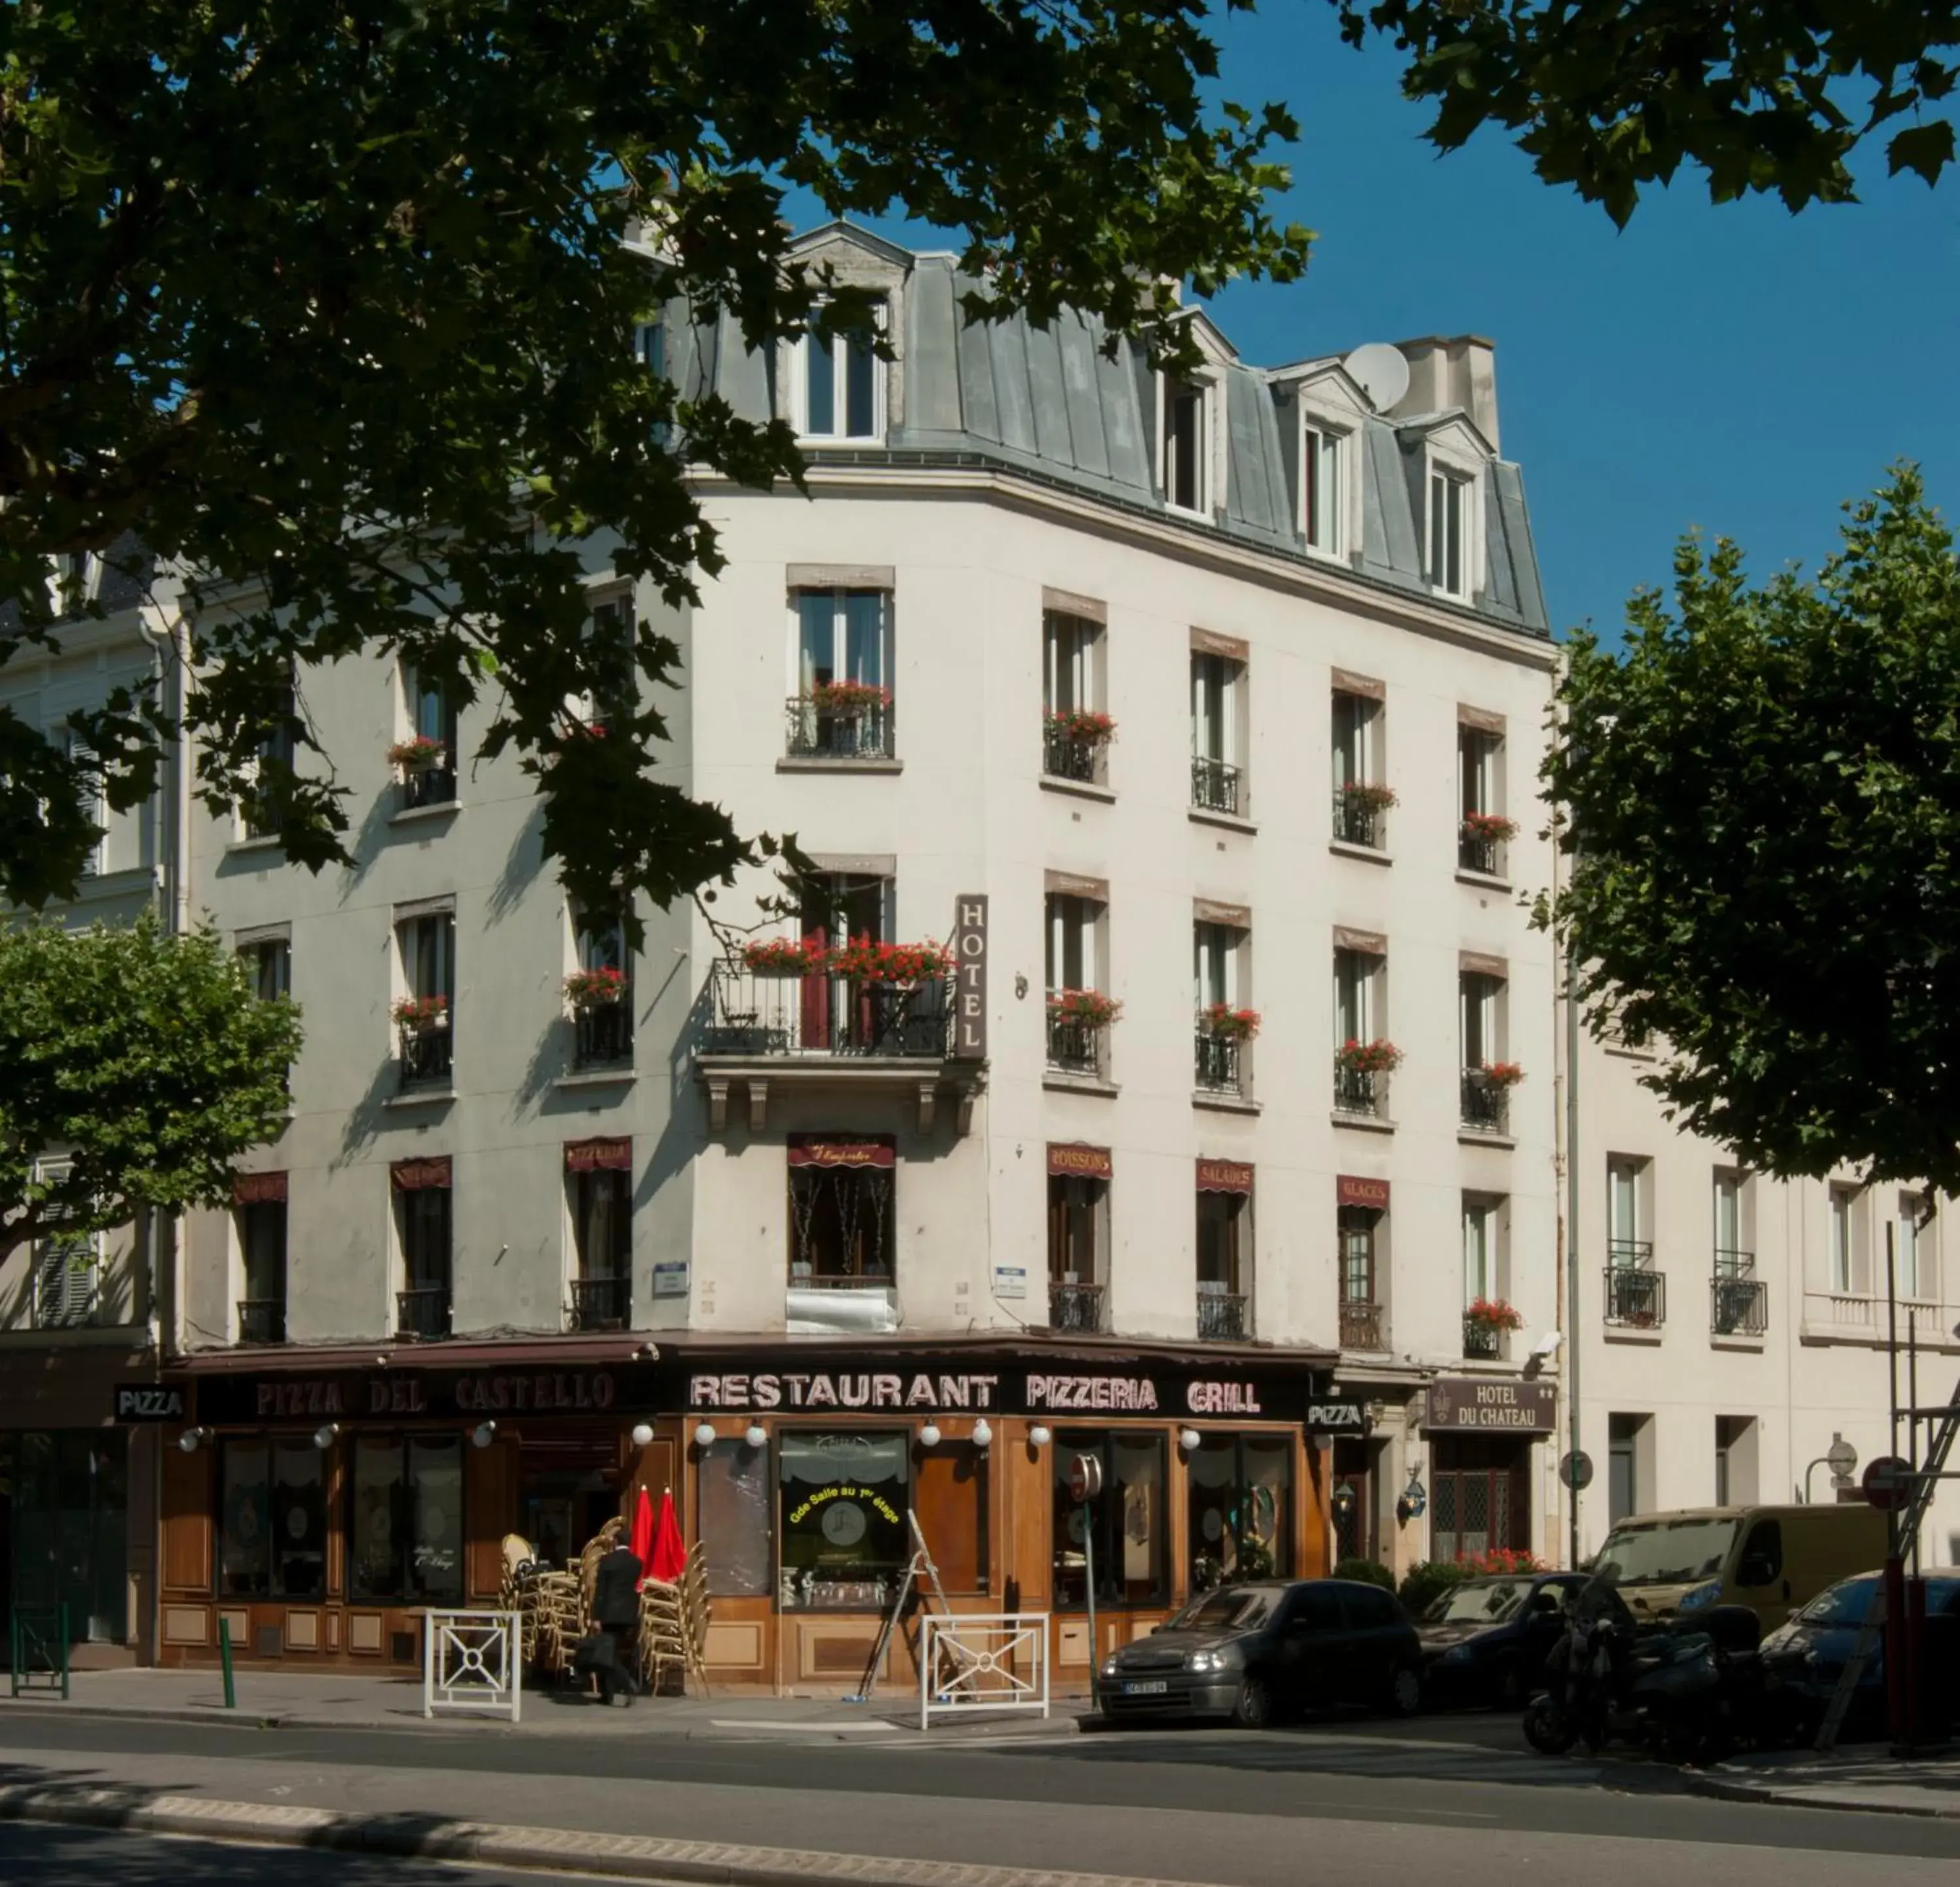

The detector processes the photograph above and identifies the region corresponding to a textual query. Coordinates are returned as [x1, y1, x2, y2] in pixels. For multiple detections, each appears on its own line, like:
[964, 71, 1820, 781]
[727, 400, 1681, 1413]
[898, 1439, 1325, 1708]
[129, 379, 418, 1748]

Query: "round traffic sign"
[1066, 1452, 1103, 1503]
[1560, 1449, 1594, 1492]
[1863, 1454, 1912, 1511]
[1827, 1437, 1859, 1480]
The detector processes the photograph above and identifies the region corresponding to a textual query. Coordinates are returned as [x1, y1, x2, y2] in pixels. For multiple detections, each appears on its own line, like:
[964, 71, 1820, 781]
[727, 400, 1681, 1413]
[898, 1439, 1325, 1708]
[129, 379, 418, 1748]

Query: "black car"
[1418, 1572, 1590, 1709]
[1097, 1579, 1424, 1728]
[1759, 1568, 1960, 1740]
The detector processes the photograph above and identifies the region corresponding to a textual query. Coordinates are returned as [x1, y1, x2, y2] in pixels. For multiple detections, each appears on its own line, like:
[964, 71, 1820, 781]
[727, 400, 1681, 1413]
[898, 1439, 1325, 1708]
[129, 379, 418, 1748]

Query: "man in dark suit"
[576, 1542, 645, 1705]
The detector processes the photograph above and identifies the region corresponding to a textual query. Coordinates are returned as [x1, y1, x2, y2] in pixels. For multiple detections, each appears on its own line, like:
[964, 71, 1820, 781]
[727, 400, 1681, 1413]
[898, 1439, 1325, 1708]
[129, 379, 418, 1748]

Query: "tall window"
[1462, 1195, 1498, 1304]
[1331, 689, 1386, 846]
[33, 1211, 99, 1330]
[1187, 1435, 1292, 1591]
[1196, 1190, 1249, 1338]
[1714, 1170, 1748, 1274]
[572, 907, 632, 1067]
[1043, 609, 1107, 784]
[796, 306, 881, 440]
[1051, 1431, 1167, 1608]
[408, 665, 458, 753]
[404, 912, 453, 1002]
[238, 1198, 287, 1344]
[1829, 1185, 1856, 1293]
[1333, 947, 1375, 1043]
[1190, 651, 1243, 813]
[1899, 1192, 1931, 1301]
[349, 1434, 464, 1604]
[397, 911, 455, 1085]
[1046, 893, 1102, 995]
[1339, 1207, 1378, 1305]
[791, 589, 890, 759]
[570, 1165, 632, 1328]
[1193, 921, 1241, 1011]
[1460, 972, 1501, 1070]
[395, 1179, 452, 1338]
[1458, 725, 1505, 872]
[243, 937, 290, 1002]
[778, 1432, 906, 1609]
[243, 681, 297, 839]
[218, 1440, 324, 1599]
[1607, 1157, 1648, 1265]
[1047, 1164, 1109, 1332]
[1428, 469, 1468, 597]
[787, 1141, 894, 1284]
[1162, 378, 1209, 513]
[1303, 423, 1344, 553]
[638, 319, 671, 448]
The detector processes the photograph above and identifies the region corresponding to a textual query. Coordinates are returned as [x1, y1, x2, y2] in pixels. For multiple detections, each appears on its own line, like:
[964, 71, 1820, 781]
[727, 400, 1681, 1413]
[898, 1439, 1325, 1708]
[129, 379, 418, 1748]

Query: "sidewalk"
[1690, 1747, 1960, 1818]
[0, 1664, 1089, 1740]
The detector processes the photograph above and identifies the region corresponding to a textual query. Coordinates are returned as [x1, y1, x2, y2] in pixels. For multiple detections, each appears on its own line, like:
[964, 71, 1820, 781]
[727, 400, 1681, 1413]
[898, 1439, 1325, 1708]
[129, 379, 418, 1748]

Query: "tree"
[0, 2, 1309, 927]
[1546, 467, 1960, 1190]
[0, 914, 302, 1263]
[1334, 1, 1959, 225]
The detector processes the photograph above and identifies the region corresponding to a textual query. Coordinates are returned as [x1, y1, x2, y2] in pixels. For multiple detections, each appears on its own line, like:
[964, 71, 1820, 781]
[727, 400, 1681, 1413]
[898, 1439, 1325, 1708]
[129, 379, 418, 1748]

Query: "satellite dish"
[1344, 342, 1410, 414]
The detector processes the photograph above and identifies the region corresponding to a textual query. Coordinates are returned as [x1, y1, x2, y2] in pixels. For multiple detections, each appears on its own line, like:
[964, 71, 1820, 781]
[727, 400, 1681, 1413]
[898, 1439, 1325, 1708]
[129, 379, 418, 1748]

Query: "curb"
[1684, 1769, 1956, 1822]
[0, 1786, 1190, 1887]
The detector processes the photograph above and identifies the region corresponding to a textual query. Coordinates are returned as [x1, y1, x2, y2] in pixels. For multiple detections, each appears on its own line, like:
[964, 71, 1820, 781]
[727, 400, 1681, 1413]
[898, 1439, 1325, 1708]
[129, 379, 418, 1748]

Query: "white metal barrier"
[423, 1609, 522, 1722]
[919, 1611, 1050, 1730]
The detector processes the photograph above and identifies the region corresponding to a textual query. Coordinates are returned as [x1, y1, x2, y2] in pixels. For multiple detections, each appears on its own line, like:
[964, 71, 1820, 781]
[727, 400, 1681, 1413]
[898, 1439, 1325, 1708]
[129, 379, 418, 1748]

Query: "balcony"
[399, 1023, 453, 1091]
[1712, 1268, 1769, 1337]
[1197, 1287, 1249, 1342]
[1043, 724, 1105, 785]
[568, 1275, 631, 1332]
[1191, 756, 1242, 817]
[1462, 1315, 1505, 1361]
[403, 764, 458, 810]
[1047, 1015, 1107, 1081]
[1338, 1298, 1386, 1352]
[1332, 790, 1386, 849]
[1194, 1030, 1245, 1096]
[1460, 1069, 1511, 1136]
[395, 1287, 452, 1341]
[237, 1298, 286, 1346]
[784, 695, 894, 762]
[574, 1003, 634, 1069]
[1049, 1281, 1108, 1333]
[1333, 1065, 1387, 1119]
[1605, 1253, 1666, 1330]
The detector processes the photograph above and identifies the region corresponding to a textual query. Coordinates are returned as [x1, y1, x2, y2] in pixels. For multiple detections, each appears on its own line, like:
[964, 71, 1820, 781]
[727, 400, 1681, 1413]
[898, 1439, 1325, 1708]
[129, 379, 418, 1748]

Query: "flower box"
[1048, 987, 1122, 1029]
[1334, 1038, 1402, 1074]
[1477, 1060, 1526, 1087]
[387, 736, 447, 772]
[827, 937, 955, 985]
[1339, 781, 1399, 811]
[564, 966, 627, 1009]
[1044, 708, 1117, 744]
[1462, 812, 1518, 844]
[741, 936, 826, 977]
[1464, 1296, 1524, 1332]
[392, 994, 449, 1030]
[1200, 1002, 1262, 1042]
[808, 680, 891, 715]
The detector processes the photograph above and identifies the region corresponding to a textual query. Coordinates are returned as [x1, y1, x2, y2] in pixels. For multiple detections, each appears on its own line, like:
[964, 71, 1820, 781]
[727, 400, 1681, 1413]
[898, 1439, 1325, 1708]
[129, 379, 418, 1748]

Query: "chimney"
[1390, 336, 1499, 456]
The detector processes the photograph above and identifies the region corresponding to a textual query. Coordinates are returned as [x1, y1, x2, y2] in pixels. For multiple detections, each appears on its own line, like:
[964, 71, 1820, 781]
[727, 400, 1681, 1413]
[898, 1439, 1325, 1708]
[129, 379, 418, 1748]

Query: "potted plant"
[564, 966, 627, 1009]
[1200, 1002, 1262, 1042]
[392, 994, 449, 1032]
[1339, 781, 1399, 811]
[1464, 1296, 1524, 1333]
[1334, 1038, 1403, 1075]
[1476, 1060, 1526, 1087]
[387, 734, 446, 773]
[1047, 987, 1123, 1029]
[809, 679, 891, 716]
[1462, 811, 1518, 844]
[741, 936, 825, 976]
[1044, 707, 1117, 744]
[828, 936, 956, 985]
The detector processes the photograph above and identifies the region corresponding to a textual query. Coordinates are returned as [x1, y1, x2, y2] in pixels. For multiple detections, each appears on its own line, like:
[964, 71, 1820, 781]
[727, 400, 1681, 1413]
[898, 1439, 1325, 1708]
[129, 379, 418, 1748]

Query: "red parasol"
[649, 1486, 685, 1584]
[629, 1483, 654, 1577]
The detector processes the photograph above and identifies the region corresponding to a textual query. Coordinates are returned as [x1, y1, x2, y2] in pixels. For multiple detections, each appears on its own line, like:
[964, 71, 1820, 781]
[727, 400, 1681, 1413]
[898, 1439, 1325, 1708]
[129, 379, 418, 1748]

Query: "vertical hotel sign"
[952, 893, 987, 1060]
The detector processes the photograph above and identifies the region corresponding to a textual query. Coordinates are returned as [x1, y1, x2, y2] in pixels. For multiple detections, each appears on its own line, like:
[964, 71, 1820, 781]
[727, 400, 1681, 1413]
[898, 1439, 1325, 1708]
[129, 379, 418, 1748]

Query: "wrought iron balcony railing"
[1460, 1070, 1511, 1134]
[402, 764, 458, 810]
[1332, 791, 1386, 849]
[1605, 1256, 1666, 1329]
[1049, 1281, 1107, 1333]
[784, 696, 894, 761]
[1338, 1298, 1385, 1351]
[702, 964, 952, 1059]
[1197, 1289, 1249, 1341]
[396, 1287, 452, 1341]
[574, 1003, 634, 1068]
[1194, 1030, 1245, 1094]
[1462, 1315, 1503, 1360]
[237, 1298, 286, 1346]
[1047, 1015, 1105, 1078]
[1459, 829, 1501, 876]
[1712, 1273, 1769, 1337]
[568, 1275, 631, 1332]
[1191, 756, 1241, 816]
[1333, 1064, 1386, 1117]
[399, 1024, 453, 1090]
[1043, 725, 1105, 784]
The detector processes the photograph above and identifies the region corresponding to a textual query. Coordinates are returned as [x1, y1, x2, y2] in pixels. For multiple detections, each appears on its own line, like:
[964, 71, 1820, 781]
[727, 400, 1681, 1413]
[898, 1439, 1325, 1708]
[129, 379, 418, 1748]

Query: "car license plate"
[1122, 1679, 1168, 1696]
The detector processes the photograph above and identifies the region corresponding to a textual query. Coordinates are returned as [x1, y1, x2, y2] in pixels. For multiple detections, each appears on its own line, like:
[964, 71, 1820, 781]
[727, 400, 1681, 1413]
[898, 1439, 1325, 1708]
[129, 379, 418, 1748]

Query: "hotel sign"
[951, 893, 988, 1060]
[1424, 1376, 1558, 1434]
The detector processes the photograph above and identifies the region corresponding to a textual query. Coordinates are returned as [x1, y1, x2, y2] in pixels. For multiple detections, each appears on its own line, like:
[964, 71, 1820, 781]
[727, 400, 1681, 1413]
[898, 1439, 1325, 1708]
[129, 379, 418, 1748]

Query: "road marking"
[708, 1718, 900, 1733]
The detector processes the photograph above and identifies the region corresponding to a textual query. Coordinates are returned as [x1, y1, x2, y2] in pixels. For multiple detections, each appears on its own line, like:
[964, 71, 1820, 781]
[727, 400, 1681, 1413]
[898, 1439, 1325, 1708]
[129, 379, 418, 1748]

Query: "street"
[2, 1708, 1959, 1886]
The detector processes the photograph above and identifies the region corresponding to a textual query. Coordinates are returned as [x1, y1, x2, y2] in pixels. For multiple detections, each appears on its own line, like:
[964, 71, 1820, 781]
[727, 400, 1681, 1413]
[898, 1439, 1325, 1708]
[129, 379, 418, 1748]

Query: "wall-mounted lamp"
[1178, 1428, 1201, 1452]
[630, 1422, 655, 1449]
[972, 1420, 992, 1451]
[919, 1422, 942, 1449]
[693, 1421, 717, 1449]
[314, 1422, 340, 1451]
[744, 1424, 767, 1450]
[177, 1426, 213, 1454]
[471, 1420, 497, 1449]
[1028, 1425, 1053, 1449]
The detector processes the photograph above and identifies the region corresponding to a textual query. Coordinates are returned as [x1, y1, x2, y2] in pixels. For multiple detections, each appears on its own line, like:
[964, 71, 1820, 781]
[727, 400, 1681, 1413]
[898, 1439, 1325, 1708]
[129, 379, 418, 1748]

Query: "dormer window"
[1428, 468, 1471, 600]
[1163, 377, 1211, 515]
[796, 306, 883, 442]
[1303, 424, 1345, 556]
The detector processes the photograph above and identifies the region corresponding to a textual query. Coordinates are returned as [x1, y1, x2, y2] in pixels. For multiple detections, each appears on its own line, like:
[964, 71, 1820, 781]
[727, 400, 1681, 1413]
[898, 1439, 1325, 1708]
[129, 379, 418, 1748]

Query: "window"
[1899, 1192, 1931, 1302]
[1607, 1413, 1647, 1525]
[1052, 1430, 1168, 1608]
[1340, 1207, 1378, 1305]
[1462, 1194, 1499, 1305]
[1333, 947, 1375, 1047]
[397, 911, 455, 1087]
[1194, 919, 1249, 1094]
[1047, 1164, 1108, 1331]
[1163, 378, 1210, 514]
[65, 734, 103, 878]
[1607, 1157, 1648, 1265]
[242, 936, 290, 1003]
[218, 1440, 324, 1600]
[1431, 1436, 1531, 1562]
[638, 319, 671, 448]
[581, 592, 636, 729]
[348, 1434, 465, 1603]
[1716, 1416, 1757, 1507]
[1194, 922, 1239, 1009]
[8, 1430, 129, 1642]
[1045, 891, 1109, 1076]
[243, 681, 297, 839]
[1303, 423, 1345, 554]
[572, 907, 632, 1067]
[698, 1437, 772, 1598]
[1460, 973, 1501, 1071]
[238, 1198, 287, 1344]
[1042, 610, 1107, 783]
[1187, 1435, 1292, 1590]
[570, 1167, 631, 1322]
[787, 1140, 894, 1284]
[33, 1211, 99, 1330]
[1458, 722, 1507, 871]
[1829, 1185, 1857, 1293]
[395, 1179, 452, 1338]
[797, 872, 894, 1053]
[1190, 650, 1245, 814]
[1331, 689, 1388, 846]
[778, 1431, 907, 1609]
[791, 589, 892, 758]
[402, 663, 458, 806]
[1196, 1190, 1250, 1339]
[1428, 468, 1469, 597]
[795, 306, 882, 441]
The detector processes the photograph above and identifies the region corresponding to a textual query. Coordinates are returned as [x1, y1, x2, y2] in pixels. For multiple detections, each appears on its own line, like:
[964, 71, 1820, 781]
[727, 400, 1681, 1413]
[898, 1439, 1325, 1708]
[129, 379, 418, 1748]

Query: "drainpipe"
[1565, 931, 1582, 1569]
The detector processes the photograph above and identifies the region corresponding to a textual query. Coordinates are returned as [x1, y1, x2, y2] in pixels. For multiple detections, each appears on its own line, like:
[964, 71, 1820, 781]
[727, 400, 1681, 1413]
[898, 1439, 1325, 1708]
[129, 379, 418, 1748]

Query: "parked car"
[1418, 1571, 1591, 1709]
[1096, 1579, 1423, 1728]
[1759, 1568, 1960, 1741]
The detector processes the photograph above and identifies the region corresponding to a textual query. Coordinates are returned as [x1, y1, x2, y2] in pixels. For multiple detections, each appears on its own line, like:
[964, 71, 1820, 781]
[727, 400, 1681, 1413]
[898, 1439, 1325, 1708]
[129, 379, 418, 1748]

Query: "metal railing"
[1191, 756, 1241, 815]
[568, 1275, 631, 1332]
[1712, 1274, 1769, 1337]
[396, 1287, 452, 1341]
[399, 1025, 453, 1089]
[403, 764, 458, 810]
[1197, 1290, 1249, 1341]
[702, 964, 952, 1058]
[1046, 1015, 1105, 1078]
[1462, 1315, 1503, 1360]
[1042, 725, 1105, 783]
[919, 1612, 1049, 1730]
[423, 1609, 521, 1722]
[237, 1298, 286, 1346]
[1194, 1030, 1245, 1094]
[1604, 1261, 1666, 1329]
[1460, 1070, 1511, 1134]
[788, 1266, 896, 1290]
[1049, 1281, 1107, 1332]
[1339, 1298, 1385, 1351]
[1459, 829, 1501, 876]
[1333, 1064, 1386, 1117]
[574, 1003, 634, 1068]
[1332, 792, 1386, 849]
[785, 695, 894, 761]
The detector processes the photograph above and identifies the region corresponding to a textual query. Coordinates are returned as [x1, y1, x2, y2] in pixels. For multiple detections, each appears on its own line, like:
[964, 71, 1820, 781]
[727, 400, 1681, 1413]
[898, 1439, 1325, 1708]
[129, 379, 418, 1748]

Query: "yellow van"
[1590, 1503, 1889, 1633]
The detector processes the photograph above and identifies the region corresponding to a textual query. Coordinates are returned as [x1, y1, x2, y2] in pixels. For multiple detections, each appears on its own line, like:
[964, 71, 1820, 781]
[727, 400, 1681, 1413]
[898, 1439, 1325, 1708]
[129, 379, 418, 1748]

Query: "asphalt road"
[2, 1709, 1958, 1886]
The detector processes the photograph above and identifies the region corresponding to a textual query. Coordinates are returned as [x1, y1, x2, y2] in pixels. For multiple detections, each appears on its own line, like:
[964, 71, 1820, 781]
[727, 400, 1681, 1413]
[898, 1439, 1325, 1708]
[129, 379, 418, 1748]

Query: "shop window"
[915, 1443, 989, 1595]
[1051, 1430, 1167, 1610]
[218, 1439, 325, 1600]
[7, 1430, 128, 1643]
[348, 1434, 465, 1605]
[777, 1431, 909, 1611]
[1186, 1435, 1292, 1591]
[787, 1145, 894, 1285]
[699, 1437, 773, 1598]
[1430, 1436, 1531, 1562]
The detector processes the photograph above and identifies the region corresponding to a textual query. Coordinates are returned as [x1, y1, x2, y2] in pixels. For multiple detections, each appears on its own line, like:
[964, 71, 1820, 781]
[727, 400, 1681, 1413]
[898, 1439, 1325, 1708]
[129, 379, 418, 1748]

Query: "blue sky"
[801, 5, 1960, 642]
